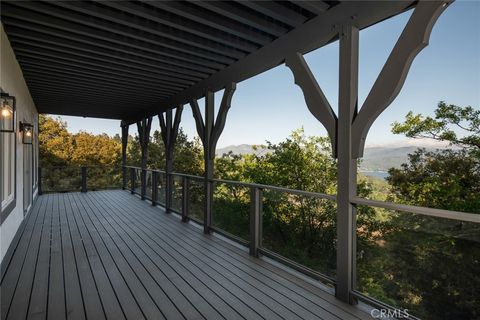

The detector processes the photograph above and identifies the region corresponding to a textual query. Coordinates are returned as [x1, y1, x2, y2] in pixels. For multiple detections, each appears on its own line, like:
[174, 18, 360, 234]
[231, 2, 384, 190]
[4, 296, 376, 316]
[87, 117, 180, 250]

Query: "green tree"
[366, 102, 480, 319]
[389, 102, 480, 212]
[39, 115, 74, 166]
[126, 128, 203, 175]
[39, 115, 123, 191]
[213, 129, 378, 278]
[392, 101, 479, 154]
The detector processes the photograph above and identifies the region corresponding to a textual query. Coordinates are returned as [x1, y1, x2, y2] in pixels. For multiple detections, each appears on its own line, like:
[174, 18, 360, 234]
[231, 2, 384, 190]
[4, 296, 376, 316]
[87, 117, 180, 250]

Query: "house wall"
[0, 24, 39, 263]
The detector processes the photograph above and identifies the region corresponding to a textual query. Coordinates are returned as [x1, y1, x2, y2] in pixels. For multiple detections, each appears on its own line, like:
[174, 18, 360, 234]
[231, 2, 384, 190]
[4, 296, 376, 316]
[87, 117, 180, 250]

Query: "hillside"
[217, 144, 448, 172]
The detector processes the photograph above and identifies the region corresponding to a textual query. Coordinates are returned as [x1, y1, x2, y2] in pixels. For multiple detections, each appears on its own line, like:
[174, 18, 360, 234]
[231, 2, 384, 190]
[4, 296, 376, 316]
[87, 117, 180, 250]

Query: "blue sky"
[57, 1, 479, 148]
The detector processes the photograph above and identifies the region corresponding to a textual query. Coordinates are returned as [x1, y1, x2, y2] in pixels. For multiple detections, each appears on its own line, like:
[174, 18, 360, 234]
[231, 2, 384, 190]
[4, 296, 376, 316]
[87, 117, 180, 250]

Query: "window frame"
[0, 91, 17, 225]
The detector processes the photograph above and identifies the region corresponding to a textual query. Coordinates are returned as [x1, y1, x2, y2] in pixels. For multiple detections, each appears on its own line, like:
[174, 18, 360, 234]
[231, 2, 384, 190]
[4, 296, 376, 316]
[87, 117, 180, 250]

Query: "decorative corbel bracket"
[285, 52, 338, 157]
[136, 116, 153, 166]
[351, 0, 450, 158]
[190, 83, 237, 159]
[158, 106, 184, 160]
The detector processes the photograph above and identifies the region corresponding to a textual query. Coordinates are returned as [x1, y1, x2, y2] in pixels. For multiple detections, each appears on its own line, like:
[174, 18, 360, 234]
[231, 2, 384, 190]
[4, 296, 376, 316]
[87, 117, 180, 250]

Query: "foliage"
[127, 128, 203, 175]
[39, 115, 74, 166]
[387, 148, 480, 213]
[39, 115, 122, 191]
[40, 115, 121, 167]
[213, 129, 379, 278]
[357, 102, 480, 319]
[392, 101, 480, 155]
[388, 102, 480, 213]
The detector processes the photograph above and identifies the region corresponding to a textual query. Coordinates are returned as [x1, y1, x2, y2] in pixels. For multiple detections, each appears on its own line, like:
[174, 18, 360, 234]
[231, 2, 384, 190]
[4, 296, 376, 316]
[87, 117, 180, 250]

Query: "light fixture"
[20, 121, 33, 144]
[0, 92, 16, 133]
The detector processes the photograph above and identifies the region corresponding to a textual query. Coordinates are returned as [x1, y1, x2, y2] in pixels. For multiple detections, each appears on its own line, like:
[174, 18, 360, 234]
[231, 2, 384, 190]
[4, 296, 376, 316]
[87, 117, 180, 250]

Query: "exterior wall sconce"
[0, 92, 16, 133]
[20, 121, 33, 144]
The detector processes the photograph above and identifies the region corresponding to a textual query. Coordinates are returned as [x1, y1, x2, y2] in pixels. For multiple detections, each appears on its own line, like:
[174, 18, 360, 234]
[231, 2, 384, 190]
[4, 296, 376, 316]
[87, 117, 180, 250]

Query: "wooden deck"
[1, 190, 371, 320]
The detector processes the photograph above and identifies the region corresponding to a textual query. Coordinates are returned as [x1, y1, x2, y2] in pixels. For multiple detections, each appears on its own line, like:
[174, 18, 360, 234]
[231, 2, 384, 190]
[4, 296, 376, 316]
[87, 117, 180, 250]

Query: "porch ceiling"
[1, 1, 414, 122]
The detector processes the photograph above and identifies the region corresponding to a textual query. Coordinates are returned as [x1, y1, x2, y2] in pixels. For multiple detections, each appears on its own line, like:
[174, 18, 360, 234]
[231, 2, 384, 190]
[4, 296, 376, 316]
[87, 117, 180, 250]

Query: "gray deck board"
[1, 190, 372, 320]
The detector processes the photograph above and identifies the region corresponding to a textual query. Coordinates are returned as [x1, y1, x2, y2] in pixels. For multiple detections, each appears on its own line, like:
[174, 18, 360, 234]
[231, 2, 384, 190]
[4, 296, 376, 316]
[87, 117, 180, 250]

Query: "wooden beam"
[121, 123, 129, 190]
[285, 52, 337, 156]
[336, 24, 359, 305]
[204, 91, 215, 234]
[238, 1, 307, 27]
[100, 0, 260, 53]
[193, 1, 289, 37]
[171, 106, 184, 153]
[1, 14, 230, 68]
[7, 31, 208, 80]
[12, 42, 195, 87]
[294, 1, 330, 15]
[51, 1, 247, 58]
[351, 0, 450, 158]
[190, 99, 206, 145]
[189, 85, 236, 234]
[142, 1, 273, 45]
[210, 83, 237, 157]
[158, 107, 184, 212]
[4, 2, 238, 63]
[137, 117, 152, 199]
[124, 1, 414, 124]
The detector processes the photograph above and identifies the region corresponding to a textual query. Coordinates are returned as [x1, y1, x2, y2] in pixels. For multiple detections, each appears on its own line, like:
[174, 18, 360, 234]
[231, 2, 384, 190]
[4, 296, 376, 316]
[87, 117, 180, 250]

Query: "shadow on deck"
[1, 190, 371, 320]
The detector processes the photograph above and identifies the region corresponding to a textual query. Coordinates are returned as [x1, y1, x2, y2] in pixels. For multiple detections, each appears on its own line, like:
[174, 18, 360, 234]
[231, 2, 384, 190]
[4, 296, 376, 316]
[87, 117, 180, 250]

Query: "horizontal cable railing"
[122, 165, 479, 318]
[41, 164, 479, 318]
[351, 196, 480, 223]
[39, 165, 122, 194]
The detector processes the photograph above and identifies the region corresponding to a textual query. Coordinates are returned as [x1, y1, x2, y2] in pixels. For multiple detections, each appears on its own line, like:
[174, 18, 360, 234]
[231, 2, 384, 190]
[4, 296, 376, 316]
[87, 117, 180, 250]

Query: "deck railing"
[39, 166, 122, 194]
[123, 165, 480, 319]
[39, 165, 479, 318]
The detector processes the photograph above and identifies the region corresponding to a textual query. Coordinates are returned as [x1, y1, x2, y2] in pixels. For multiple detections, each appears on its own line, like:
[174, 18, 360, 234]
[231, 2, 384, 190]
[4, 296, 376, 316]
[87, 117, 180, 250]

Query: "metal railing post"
[205, 179, 214, 233]
[182, 176, 189, 222]
[38, 167, 42, 195]
[165, 172, 171, 213]
[130, 167, 135, 194]
[122, 165, 127, 190]
[141, 169, 146, 200]
[250, 186, 263, 257]
[81, 166, 87, 193]
[151, 171, 158, 206]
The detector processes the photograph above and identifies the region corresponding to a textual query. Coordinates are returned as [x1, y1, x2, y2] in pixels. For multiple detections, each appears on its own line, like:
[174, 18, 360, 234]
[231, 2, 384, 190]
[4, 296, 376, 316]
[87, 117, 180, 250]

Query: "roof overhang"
[0, 1, 416, 123]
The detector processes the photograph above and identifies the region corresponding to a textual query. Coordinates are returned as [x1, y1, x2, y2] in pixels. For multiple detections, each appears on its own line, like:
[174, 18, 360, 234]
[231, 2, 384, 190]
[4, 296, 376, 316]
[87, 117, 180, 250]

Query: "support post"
[81, 166, 87, 193]
[204, 91, 214, 233]
[159, 106, 183, 213]
[137, 117, 152, 200]
[141, 170, 146, 200]
[336, 24, 359, 304]
[280, 0, 448, 306]
[249, 187, 262, 257]
[182, 176, 189, 222]
[190, 83, 236, 234]
[121, 122, 129, 190]
[165, 110, 173, 212]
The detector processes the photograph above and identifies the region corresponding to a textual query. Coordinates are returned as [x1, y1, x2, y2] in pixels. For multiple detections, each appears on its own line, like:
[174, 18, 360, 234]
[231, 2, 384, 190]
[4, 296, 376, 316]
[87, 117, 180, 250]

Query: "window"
[1, 122, 16, 221]
[33, 117, 38, 189]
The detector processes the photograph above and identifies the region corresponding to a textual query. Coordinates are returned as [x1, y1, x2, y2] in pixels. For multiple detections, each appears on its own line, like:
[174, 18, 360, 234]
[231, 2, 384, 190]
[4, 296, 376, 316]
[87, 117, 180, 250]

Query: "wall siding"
[0, 24, 39, 263]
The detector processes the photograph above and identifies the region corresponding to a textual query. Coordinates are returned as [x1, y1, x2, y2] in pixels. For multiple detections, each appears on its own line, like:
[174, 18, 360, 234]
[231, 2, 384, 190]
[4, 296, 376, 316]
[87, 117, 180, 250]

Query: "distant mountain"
[361, 147, 423, 171]
[216, 143, 449, 172]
